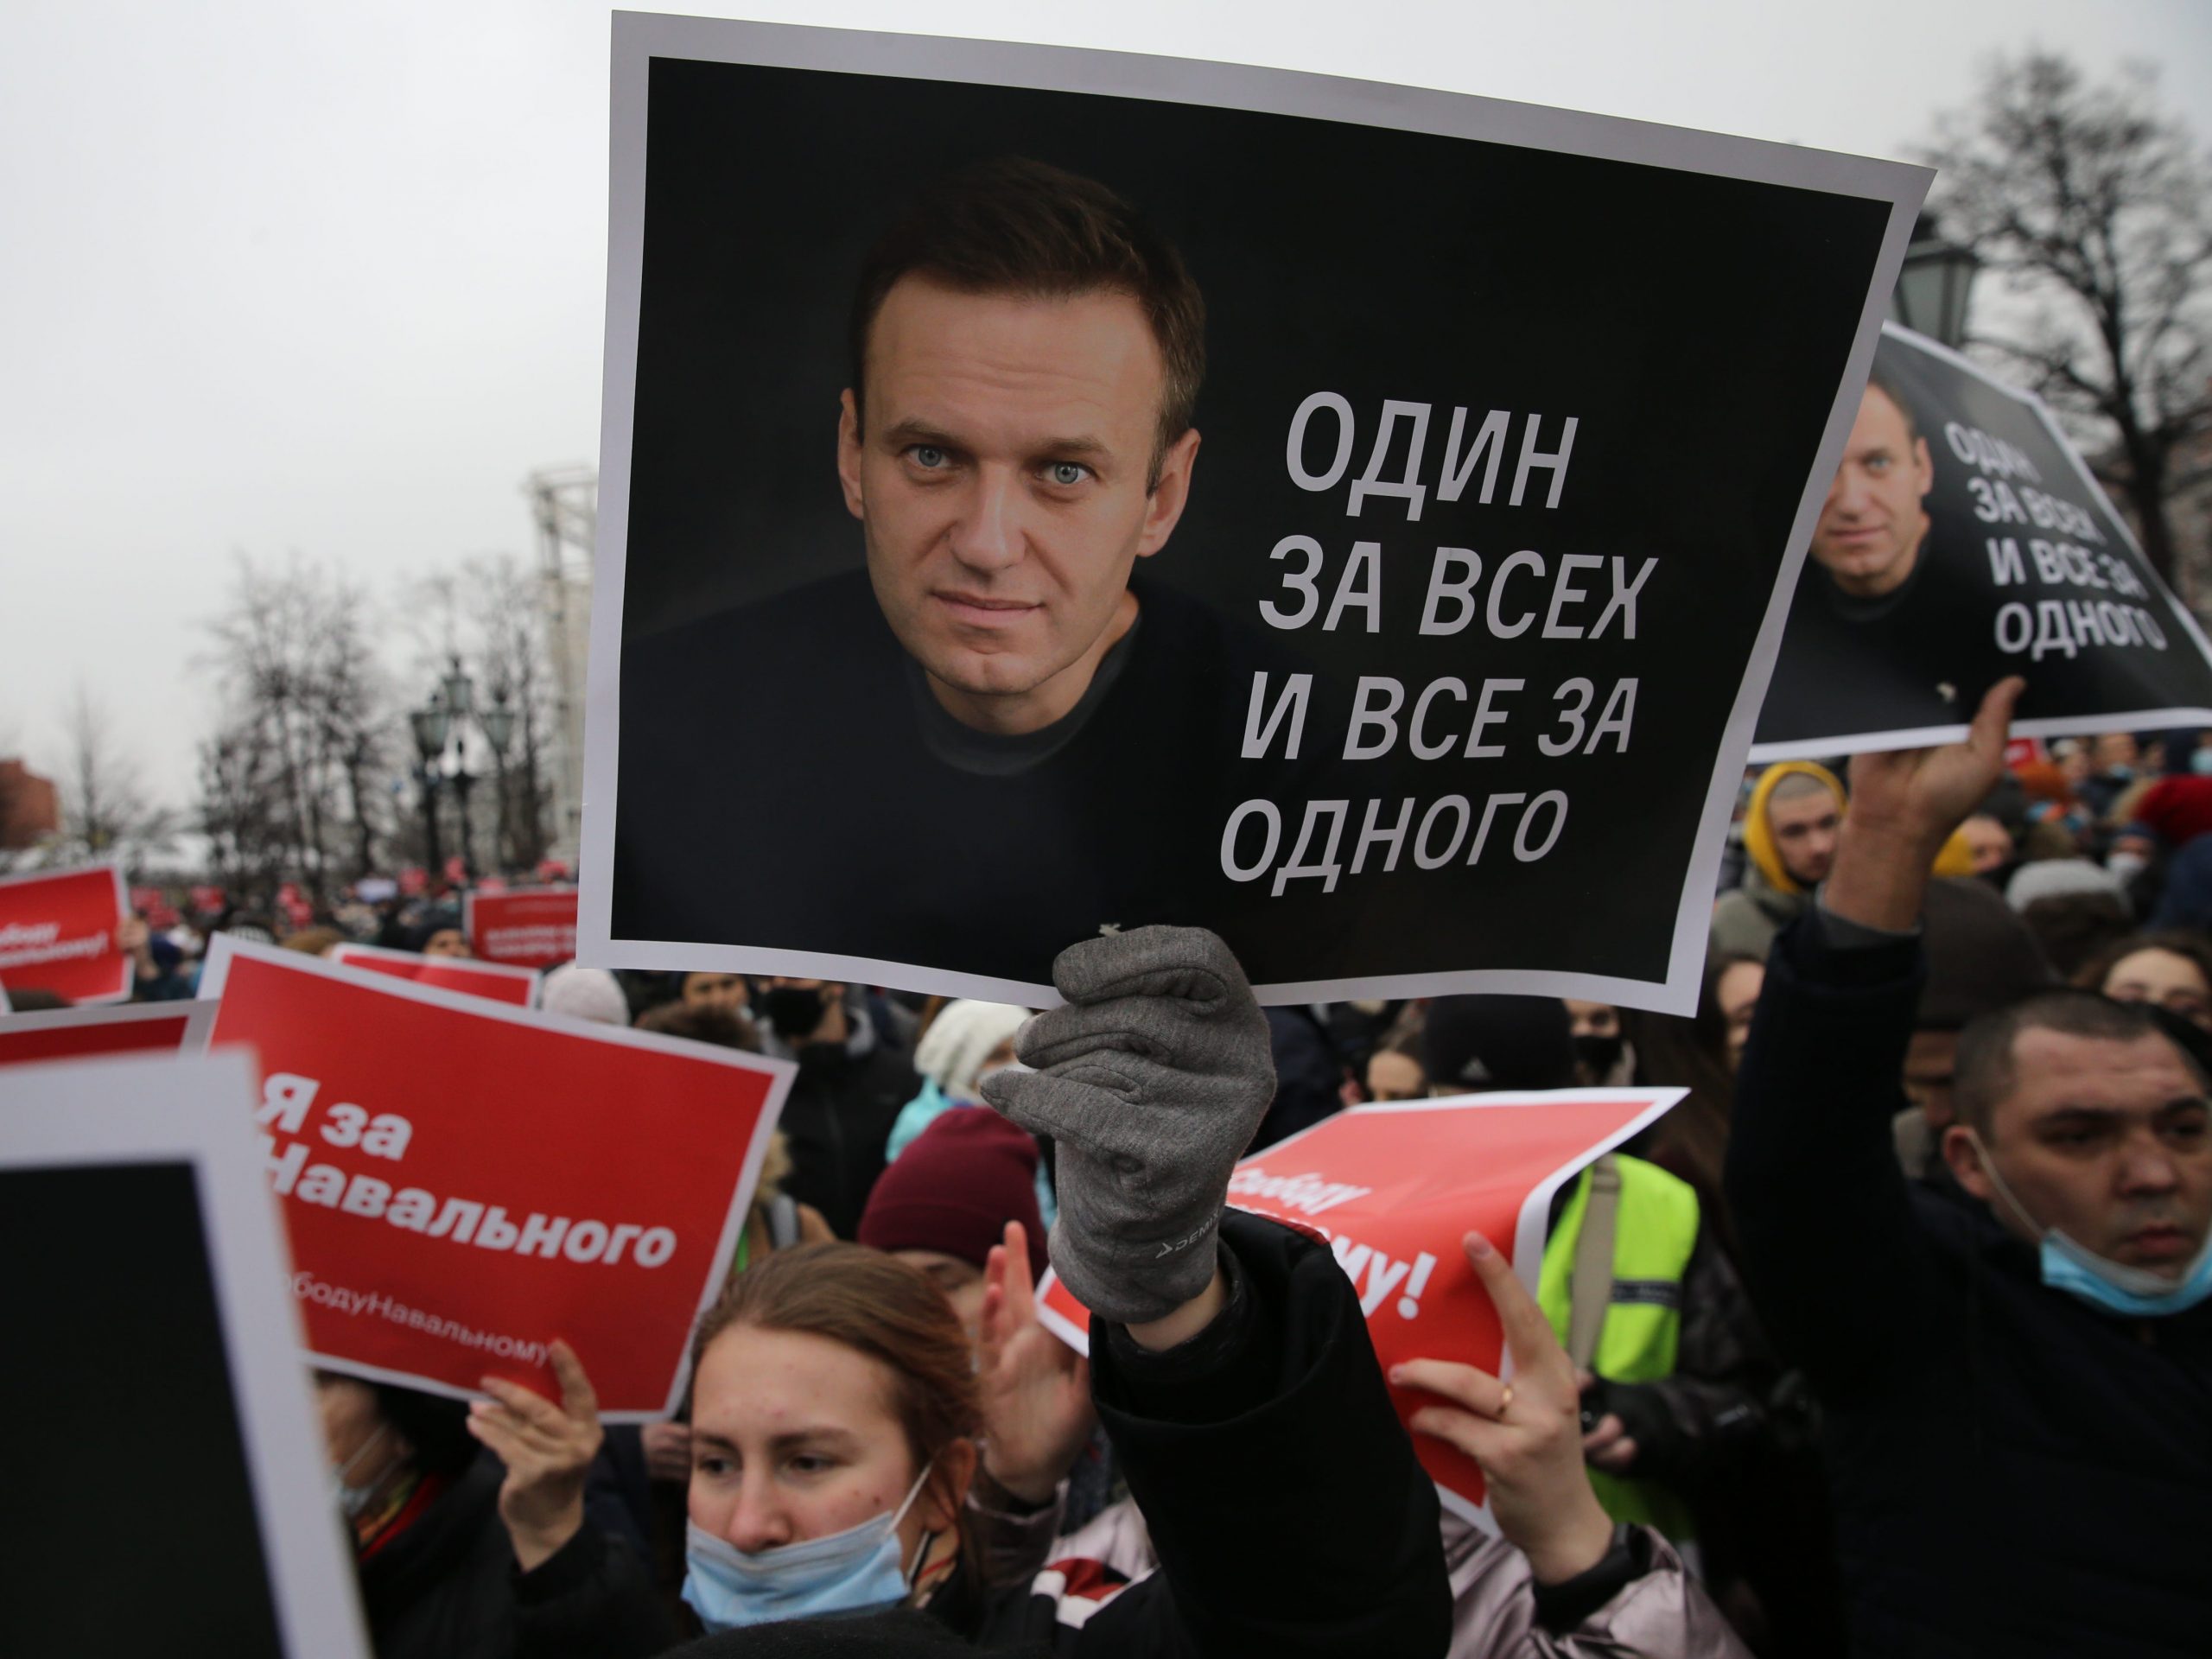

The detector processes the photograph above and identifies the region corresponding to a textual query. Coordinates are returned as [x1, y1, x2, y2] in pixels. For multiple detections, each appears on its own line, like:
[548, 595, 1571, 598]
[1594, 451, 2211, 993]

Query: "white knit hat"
[540, 964, 631, 1026]
[912, 1000, 1030, 1100]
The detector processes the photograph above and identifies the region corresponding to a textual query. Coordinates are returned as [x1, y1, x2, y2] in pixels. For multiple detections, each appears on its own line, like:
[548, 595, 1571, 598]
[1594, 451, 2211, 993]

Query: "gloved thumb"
[980, 1064, 1072, 1142]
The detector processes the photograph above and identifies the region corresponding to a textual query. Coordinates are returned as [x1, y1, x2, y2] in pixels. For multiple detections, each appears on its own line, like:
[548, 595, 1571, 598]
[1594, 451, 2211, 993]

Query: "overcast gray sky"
[5, 0, 2209, 810]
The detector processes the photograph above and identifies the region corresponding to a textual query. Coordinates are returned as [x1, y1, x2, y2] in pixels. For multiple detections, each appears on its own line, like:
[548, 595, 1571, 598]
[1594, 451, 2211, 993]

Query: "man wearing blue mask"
[1726, 675, 2212, 1659]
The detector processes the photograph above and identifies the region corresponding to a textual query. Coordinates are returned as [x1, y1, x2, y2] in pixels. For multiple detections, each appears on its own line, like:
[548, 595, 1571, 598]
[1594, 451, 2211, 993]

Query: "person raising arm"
[1725, 677, 2212, 1658]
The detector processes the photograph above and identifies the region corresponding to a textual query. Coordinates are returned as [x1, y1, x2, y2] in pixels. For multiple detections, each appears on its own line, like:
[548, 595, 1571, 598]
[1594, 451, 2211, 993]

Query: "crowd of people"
[14, 688, 2212, 1656]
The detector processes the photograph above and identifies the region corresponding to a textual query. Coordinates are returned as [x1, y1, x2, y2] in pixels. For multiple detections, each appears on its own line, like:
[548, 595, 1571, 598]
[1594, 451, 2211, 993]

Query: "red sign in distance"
[329, 942, 538, 1007]
[465, 889, 579, 969]
[0, 1001, 216, 1069]
[0, 866, 131, 1005]
[199, 939, 794, 1415]
[130, 887, 181, 929]
[1036, 1090, 1681, 1522]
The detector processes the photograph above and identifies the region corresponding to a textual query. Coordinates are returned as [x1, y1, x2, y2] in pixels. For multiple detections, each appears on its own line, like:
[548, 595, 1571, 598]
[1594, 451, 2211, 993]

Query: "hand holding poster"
[199, 938, 794, 1415]
[0, 998, 216, 1068]
[465, 886, 580, 968]
[1, 1050, 368, 1656]
[0, 864, 130, 1005]
[1036, 1088, 1682, 1521]
[582, 15, 1930, 1014]
[1754, 323, 2212, 758]
[329, 938, 541, 1007]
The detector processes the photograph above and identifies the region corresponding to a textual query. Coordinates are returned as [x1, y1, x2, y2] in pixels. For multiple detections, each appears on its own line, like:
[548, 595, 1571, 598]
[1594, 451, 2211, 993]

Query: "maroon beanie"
[857, 1108, 1047, 1278]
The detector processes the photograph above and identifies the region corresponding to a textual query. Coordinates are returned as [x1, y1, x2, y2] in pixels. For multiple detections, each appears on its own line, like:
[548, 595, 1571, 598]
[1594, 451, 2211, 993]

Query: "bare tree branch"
[56, 683, 179, 868]
[1916, 53, 2212, 582]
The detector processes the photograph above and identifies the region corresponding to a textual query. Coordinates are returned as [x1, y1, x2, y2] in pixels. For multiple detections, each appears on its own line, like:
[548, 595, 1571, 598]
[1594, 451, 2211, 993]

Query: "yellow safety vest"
[1536, 1153, 1701, 1541]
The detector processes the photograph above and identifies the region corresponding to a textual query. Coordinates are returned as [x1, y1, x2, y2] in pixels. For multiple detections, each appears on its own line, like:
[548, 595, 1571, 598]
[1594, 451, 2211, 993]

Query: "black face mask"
[1573, 1033, 1625, 1078]
[763, 985, 826, 1038]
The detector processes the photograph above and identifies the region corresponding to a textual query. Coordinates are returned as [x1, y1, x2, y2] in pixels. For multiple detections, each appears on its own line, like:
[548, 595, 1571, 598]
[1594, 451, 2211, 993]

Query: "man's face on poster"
[838, 277, 1200, 736]
[1810, 385, 1933, 600]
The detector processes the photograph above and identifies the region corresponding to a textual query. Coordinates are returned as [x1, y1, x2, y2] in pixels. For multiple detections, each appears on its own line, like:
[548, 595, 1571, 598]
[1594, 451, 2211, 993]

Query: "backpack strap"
[1567, 1154, 1623, 1373]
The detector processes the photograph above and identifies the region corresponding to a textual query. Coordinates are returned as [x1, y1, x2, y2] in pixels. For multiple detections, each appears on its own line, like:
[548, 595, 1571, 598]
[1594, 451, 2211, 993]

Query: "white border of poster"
[328, 938, 543, 1006]
[1749, 321, 2212, 762]
[0, 1047, 372, 1656]
[197, 935, 798, 1421]
[576, 14, 1929, 1014]
[0, 861, 133, 1005]
[0, 997, 218, 1052]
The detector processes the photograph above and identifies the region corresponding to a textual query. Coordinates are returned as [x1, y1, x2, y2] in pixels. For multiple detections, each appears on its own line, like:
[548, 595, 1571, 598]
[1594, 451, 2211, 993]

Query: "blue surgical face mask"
[681, 1462, 934, 1632]
[1966, 1130, 2212, 1317]
[2039, 1224, 2212, 1316]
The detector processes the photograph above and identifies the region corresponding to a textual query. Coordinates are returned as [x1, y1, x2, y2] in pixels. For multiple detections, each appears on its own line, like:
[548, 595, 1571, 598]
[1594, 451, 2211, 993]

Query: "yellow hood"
[1745, 761, 1846, 896]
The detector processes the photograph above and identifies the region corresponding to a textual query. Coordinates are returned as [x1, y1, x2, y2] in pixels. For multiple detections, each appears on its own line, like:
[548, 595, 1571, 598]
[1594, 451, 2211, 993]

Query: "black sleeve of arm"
[1721, 912, 1942, 1399]
[512, 1522, 679, 1659]
[1529, 1524, 1645, 1632]
[1607, 1225, 1775, 1486]
[1084, 1211, 1452, 1658]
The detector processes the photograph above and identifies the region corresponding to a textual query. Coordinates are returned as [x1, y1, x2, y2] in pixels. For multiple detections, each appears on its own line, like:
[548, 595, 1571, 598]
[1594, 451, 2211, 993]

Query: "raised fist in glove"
[980, 925, 1274, 1326]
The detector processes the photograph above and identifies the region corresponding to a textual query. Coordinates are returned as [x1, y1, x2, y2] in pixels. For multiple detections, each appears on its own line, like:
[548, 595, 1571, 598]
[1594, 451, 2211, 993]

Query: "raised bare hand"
[467, 1338, 603, 1571]
[1392, 1232, 1615, 1585]
[976, 1220, 1096, 1506]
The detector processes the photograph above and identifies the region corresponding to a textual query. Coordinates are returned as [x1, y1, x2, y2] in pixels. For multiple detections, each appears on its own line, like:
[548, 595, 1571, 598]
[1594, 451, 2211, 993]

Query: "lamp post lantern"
[1890, 213, 1980, 350]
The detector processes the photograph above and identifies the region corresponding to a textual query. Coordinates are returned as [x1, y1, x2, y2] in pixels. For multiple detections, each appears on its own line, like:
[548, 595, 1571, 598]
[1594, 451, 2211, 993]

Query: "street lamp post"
[453, 766, 478, 878]
[407, 695, 451, 879]
[480, 685, 517, 876]
[408, 658, 518, 883]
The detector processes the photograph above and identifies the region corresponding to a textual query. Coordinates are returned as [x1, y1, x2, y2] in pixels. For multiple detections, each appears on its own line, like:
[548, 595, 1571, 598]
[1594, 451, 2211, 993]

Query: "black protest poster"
[0, 1052, 369, 1659]
[1755, 325, 2212, 760]
[581, 16, 1925, 1011]
[2, 1162, 287, 1659]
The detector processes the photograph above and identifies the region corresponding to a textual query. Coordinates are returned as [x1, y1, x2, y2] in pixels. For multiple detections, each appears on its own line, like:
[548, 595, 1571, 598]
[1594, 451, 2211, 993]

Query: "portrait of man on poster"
[835, 156, 1207, 747]
[613, 157, 1330, 982]
[1808, 369, 1936, 617]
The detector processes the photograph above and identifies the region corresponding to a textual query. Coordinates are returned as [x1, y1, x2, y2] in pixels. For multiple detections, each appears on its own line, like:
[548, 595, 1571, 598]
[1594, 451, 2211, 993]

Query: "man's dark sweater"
[1724, 912, 2212, 1657]
[612, 570, 1341, 992]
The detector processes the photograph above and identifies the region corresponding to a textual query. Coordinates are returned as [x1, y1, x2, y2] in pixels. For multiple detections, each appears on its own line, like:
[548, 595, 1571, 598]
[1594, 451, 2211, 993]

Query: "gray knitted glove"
[980, 925, 1274, 1325]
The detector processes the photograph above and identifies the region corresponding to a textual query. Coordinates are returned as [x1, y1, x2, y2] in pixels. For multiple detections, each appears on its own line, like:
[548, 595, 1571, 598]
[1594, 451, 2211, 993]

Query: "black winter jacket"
[357, 1456, 671, 1659]
[773, 1037, 918, 1242]
[1725, 912, 2212, 1657]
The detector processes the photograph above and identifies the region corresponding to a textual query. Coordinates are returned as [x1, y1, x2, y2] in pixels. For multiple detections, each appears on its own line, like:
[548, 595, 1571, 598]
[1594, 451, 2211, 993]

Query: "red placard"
[129, 886, 181, 929]
[0, 865, 131, 1005]
[398, 868, 429, 898]
[0, 1001, 217, 1068]
[464, 888, 579, 969]
[329, 942, 539, 1007]
[1037, 1090, 1681, 1524]
[197, 938, 794, 1415]
[189, 885, 228, 917]
[2004, 737, 2050, 770]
